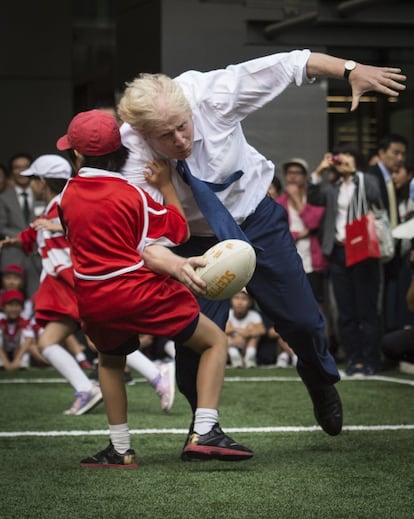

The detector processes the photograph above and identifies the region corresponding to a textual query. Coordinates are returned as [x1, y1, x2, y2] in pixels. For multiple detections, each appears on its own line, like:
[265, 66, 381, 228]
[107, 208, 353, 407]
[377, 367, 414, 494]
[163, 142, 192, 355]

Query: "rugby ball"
[195, 239, 256, 301]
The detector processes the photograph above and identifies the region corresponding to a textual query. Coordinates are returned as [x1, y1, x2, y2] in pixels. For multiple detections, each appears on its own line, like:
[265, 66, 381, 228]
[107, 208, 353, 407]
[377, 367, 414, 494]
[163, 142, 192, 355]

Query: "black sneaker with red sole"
[182, 423, 253, 462]
[80, 441, 138, 469]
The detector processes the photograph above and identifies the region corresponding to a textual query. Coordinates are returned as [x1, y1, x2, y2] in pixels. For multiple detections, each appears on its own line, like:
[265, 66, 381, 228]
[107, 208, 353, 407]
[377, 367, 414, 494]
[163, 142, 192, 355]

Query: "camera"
[332, 155, 341, 166]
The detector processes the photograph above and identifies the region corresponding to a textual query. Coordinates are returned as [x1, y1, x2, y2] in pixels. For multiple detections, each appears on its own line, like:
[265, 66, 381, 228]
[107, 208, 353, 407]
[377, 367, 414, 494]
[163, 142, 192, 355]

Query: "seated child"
[0, 289, 34, 370]
[226, 288, 265, 368]
[0, 264, 33, 320]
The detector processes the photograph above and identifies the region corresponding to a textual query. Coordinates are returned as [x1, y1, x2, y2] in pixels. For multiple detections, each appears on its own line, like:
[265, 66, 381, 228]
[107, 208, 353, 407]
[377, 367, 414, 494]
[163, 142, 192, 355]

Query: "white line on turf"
[1, 374, 413, 386]
[1, 425, 413, 437]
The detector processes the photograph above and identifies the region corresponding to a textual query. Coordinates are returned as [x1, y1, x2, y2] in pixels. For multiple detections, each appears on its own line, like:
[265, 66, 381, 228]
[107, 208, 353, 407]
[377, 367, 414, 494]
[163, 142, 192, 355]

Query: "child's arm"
[9, 337, 32, 370]
[0, 346, 12, 370]
[245, 321, 266, 338]
[0, 236, 22, 249]
[142, 244, 207, 297]
[32, 218, 63, 233]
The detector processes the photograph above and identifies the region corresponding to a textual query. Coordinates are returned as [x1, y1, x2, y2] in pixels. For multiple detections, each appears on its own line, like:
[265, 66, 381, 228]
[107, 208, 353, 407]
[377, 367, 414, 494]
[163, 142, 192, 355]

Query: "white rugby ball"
[195, 239, 256, 301]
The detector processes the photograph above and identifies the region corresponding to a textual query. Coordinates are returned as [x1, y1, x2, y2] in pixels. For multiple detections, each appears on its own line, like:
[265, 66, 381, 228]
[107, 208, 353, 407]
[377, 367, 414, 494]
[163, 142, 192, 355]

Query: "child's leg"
[244, 337, 258, 368]
[127, 349, 175, 413]
[39, 321, 94, 392]
[38, 321, 102, 415]
[183, 313, 227, 410]
[98, 352, 127, 425]
[64, 334, 93, 369]
[181, 314, 253, 461]
[79, 352, 138, 469]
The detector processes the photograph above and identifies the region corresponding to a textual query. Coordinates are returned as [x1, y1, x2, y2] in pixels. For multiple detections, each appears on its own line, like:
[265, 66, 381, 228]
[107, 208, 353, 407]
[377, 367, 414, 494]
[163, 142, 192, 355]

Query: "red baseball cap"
[2, 289, 24, 305]
[3, 264, 25, 277]
[56, 109, 122, 156]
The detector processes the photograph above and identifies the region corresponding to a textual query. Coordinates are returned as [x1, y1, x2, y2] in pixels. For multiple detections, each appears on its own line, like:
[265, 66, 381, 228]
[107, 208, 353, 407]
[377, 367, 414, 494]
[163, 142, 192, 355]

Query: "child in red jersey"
[57, 109, 253, 468]
[0, 289, 34, 370]
[0, 155, 103, 415]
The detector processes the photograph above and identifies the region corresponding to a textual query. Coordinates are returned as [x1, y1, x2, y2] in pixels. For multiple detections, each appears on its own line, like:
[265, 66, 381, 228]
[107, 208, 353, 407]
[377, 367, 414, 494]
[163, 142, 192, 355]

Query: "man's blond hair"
[118, 73, 191, 136]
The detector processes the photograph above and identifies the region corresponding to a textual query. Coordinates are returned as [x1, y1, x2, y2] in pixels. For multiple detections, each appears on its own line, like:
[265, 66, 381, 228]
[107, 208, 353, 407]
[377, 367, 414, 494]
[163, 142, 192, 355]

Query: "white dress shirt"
[121, 49, 313, 236]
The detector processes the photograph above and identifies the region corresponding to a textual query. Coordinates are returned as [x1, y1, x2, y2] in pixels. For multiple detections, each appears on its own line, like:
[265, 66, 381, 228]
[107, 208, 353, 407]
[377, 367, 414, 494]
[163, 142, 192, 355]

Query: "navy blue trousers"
[329, 245, 381, 368]
[173, 196, 340, 411]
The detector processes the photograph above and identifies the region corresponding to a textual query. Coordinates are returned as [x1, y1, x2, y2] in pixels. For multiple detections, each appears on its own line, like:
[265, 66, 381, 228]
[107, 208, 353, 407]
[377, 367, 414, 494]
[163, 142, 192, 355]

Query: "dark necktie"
[21, 191, 30, 225]
[176, 160, 250, 243]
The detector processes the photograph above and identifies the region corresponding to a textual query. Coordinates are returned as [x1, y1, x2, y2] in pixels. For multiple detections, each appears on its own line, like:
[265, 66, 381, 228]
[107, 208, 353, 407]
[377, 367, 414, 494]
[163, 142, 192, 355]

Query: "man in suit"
[368, 135, 409, 332]
[368, 134, 408, 228]
[0, 153, 42, 297]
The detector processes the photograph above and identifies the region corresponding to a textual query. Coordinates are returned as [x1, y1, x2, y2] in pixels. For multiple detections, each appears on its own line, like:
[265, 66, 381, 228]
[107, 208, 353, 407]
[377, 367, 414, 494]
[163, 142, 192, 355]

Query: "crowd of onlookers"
[1, 134, 414, 378]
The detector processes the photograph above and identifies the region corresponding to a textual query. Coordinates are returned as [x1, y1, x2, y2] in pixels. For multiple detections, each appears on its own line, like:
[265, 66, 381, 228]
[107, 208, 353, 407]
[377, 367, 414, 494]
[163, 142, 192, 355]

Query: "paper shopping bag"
[345, 213, 381, 266]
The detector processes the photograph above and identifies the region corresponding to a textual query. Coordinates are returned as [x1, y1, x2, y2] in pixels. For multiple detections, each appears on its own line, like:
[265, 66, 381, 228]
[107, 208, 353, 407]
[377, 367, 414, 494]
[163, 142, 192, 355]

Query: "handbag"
[370, 206, 395, 263]
[345, 173, 381, 266]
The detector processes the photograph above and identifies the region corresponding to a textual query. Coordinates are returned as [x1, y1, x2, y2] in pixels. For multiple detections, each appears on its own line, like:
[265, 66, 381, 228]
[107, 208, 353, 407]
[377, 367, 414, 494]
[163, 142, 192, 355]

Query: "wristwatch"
[344, 60, 357, 80]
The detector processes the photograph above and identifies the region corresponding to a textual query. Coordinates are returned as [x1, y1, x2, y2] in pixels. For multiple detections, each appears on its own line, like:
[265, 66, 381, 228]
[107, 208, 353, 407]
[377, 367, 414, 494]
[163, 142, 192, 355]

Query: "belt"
[335, 240, 345, 247]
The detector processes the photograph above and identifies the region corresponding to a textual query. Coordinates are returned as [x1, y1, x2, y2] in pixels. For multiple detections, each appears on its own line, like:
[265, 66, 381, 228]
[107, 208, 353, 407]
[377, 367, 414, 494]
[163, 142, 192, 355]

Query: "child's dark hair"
[45, 178, 69, 194]
[82, 146, 129, 173]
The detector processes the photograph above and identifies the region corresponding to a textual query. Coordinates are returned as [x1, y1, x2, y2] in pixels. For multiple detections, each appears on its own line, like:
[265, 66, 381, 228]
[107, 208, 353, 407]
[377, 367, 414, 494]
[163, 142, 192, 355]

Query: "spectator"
[0, 153, 43, 297]
[0, 163, 11, 194]
[0, 289, 34, 370]
[368, 134, 408, 228]
[308, 144, 382, 376]
[368, 134, 408, 333]
[0, 154, 103, 415]
[277, 158, 329, 309]
[386, 160, 414, 330]
[382, 246, 414, 375]
[0, 264, 33, 319]
[273, 157, 328, 367]
[226, 288, 265, 368]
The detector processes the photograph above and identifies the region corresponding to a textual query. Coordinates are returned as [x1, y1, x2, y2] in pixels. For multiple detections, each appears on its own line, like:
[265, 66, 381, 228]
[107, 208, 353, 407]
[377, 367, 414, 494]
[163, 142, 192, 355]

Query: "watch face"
[344, 60, 357, 79]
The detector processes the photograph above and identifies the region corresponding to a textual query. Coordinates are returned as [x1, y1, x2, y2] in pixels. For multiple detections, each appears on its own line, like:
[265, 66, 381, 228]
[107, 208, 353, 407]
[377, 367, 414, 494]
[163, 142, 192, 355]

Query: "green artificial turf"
[1, 367, 413, 519]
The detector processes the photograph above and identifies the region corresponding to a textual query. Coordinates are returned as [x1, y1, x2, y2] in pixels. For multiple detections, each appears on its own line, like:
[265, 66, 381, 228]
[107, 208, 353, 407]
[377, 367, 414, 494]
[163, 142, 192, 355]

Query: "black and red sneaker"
[182, 423, 253, 462]
[80, 441, 138, 469]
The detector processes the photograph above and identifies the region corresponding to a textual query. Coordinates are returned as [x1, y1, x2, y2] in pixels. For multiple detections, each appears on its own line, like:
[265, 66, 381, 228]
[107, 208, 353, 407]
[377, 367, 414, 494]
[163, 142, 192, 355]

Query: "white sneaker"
[276, 352, 290, 368]
[228, 347, 243, 367]
[229, 358, 243, 368]
[291, 354, 298, 367]
[64, 386, 103, 416]
[399, 361, 414, 375]
[244, 357, 257, 368]
[19, 357, 30, 369]
[154, 362, 175, 413]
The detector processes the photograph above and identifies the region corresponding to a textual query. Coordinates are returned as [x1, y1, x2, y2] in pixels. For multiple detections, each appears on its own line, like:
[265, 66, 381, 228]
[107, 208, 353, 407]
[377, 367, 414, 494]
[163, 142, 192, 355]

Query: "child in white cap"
[0, 154, 103, 415]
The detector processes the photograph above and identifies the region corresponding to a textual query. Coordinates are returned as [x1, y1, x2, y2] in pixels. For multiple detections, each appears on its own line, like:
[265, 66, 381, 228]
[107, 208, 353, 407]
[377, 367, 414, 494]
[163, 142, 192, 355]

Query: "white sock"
[228, 347, 243, 364]
[42, 344, 92, 392]
[109, 423, 130, 454]
[194, 408, 218, 435]
[164, 340, 175, 359]
[127, 350, 159, 381]
[244, 346, 256, 362]
[75, 352, 87, 362]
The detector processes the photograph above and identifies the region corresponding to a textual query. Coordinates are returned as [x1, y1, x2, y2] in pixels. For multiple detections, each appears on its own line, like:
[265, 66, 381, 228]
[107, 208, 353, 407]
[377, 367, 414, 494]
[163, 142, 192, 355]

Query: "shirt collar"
[377, 160, 390, 182]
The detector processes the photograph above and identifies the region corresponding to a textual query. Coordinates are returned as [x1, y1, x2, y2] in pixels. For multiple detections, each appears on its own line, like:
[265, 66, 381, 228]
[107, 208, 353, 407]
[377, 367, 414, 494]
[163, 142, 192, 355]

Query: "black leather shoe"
[306, 385, 343, 436]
